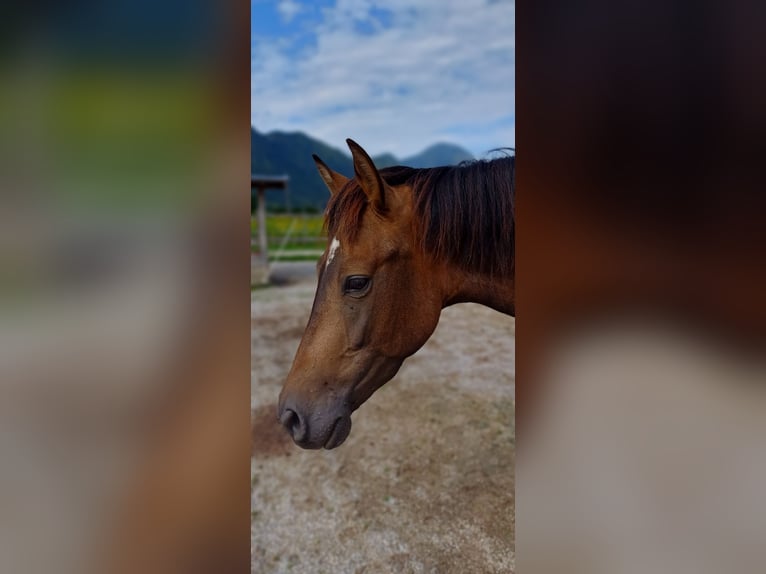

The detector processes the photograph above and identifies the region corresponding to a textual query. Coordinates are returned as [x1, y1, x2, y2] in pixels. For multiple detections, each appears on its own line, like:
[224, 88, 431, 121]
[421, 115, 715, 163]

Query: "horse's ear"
[312, 154, 349, 197]
[347, 138, 386, 213]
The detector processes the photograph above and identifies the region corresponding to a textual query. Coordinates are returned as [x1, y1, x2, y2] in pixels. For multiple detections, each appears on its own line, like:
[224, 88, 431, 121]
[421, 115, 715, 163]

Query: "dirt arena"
[251, 262, 515, 574]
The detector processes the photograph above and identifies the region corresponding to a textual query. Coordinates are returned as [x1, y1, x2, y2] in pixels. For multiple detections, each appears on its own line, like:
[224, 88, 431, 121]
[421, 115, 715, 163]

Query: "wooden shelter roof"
[251, 174, 289, 188]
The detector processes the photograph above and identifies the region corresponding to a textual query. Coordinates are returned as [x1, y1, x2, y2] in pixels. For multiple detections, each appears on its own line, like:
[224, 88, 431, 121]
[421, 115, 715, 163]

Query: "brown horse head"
[277, 140, 445, 449]
[278, 139, 514, 449]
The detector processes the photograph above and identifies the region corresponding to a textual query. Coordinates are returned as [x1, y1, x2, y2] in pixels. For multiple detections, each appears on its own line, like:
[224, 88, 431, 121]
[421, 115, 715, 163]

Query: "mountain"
[402, 143, 474, 168]
[251, 128, 351, 211]
[251, 127, 474, 210]
[372, 144, 473, 169]
[370, 152, 399, 169]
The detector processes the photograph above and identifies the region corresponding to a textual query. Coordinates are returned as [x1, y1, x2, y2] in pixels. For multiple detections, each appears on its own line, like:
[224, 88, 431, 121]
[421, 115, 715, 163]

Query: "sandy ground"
[252, 262, 515, 574]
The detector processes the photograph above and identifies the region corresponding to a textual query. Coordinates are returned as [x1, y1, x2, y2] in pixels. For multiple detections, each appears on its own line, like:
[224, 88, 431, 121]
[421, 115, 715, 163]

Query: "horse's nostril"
[280, 408, 297, 432]
[279, 408, 306, 442]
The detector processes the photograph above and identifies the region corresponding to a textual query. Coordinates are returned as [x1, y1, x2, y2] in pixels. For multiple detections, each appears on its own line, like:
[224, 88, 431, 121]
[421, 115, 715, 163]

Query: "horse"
[278, 139, 514, 449]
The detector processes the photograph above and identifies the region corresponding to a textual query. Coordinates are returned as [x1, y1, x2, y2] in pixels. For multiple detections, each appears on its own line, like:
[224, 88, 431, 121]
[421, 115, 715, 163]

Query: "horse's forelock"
[324, 180, 368, 242]
[324, 166, 416, 241]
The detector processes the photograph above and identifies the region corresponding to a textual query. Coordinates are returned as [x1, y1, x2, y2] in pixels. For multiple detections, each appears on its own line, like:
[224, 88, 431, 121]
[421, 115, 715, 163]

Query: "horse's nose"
[279, 406, 307, 443]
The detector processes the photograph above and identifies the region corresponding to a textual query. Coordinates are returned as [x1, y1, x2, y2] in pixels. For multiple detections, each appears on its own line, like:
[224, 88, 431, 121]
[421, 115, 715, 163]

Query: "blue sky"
[251, 0, 514, 158]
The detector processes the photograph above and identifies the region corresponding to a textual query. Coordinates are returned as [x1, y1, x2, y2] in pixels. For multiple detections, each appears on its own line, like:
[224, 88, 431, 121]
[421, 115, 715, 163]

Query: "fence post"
[256, 186, 268, 266]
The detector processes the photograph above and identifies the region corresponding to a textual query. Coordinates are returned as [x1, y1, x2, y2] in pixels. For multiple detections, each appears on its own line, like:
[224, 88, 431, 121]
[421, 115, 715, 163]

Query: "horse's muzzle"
[277, 400, 352, 449]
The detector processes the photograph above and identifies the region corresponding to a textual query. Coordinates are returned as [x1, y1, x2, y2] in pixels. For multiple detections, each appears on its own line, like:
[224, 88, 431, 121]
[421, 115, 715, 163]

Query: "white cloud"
[276, 0, 303, 23]
[252, 0, 514, 158]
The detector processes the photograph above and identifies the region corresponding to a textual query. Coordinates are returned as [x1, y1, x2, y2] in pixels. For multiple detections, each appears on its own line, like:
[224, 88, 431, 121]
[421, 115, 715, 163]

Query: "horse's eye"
[344, 275, 370, 293]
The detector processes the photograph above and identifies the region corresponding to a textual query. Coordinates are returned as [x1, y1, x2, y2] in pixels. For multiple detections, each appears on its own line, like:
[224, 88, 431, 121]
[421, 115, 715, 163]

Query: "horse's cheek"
[393, 298, 441, 357]
[341, 300, 370, 351]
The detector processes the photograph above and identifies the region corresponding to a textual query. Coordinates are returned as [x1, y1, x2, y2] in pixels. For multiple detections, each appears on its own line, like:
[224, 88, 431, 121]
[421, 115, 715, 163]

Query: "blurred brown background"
[517, 1, 766, 572]
[0, 1, 250, 572]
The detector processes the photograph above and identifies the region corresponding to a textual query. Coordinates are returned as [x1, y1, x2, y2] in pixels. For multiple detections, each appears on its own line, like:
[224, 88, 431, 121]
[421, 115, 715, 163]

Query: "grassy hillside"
[251, 214, 327, 261]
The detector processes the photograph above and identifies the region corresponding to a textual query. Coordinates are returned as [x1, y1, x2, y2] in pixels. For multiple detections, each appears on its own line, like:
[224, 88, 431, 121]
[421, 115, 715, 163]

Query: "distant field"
[251, 214, 327, 260]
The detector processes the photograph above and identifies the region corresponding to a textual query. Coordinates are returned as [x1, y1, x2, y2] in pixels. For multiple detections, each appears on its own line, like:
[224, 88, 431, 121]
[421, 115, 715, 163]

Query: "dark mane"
[325, 154, 515, 277]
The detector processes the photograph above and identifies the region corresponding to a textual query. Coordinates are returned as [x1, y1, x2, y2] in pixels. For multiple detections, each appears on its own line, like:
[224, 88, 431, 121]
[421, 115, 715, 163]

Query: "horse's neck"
[441, 267, 515, 316]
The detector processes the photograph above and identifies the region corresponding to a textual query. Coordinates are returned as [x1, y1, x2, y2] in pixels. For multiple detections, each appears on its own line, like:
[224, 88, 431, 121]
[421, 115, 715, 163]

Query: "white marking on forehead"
[326, 237, 341, 268]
